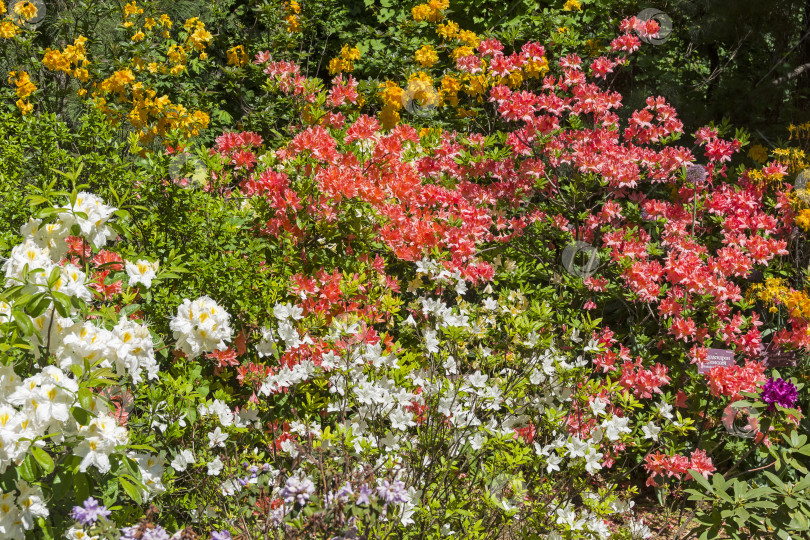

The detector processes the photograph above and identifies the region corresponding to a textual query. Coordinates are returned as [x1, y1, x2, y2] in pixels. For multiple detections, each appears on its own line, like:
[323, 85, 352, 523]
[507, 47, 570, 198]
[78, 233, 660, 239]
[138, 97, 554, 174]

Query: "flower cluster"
[170, 296, 233, 358]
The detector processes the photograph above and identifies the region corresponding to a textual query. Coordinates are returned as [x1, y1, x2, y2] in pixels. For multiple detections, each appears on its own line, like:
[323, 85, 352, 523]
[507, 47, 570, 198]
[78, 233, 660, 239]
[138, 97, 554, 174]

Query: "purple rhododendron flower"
[377, 479, 407, 505]
[280, 475, 316, 506]
[121, 525, 171, 540]
[211, 532, 232, 540]
[71, 497, 111, 526]
[761, 377, 798, 411]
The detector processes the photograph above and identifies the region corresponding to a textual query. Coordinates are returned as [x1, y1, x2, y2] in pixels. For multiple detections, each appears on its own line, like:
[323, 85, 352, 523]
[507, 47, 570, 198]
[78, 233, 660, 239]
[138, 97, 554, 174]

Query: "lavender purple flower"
[761, 377, 798, 411]
[685, 164, 707, 185]
[70, 497, 111, 526]
[377, 480, 408, 505]
[211, 532, 232, 540]
[356, 484, 373, 505]
[280, 475, 316, 506]
[120, 525, 171, 540]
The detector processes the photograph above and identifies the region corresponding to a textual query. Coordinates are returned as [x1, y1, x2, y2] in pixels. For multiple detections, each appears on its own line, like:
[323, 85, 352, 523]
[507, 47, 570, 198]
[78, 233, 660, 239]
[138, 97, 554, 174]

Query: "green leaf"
[19, 453, 40, 482]
[36, 517, 55, 540]
[78, 388, 94, 410]
[71, 406, 92, 426]
[31, 447, 54, 474]
[12, 309, 33, 336]
[119, 475, 143, 505]
[73, 472, 90, 501]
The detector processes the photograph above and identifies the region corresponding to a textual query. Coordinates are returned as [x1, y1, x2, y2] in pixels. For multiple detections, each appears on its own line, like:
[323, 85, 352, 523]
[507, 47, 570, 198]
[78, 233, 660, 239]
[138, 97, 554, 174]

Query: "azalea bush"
[1, 1, 810, 540]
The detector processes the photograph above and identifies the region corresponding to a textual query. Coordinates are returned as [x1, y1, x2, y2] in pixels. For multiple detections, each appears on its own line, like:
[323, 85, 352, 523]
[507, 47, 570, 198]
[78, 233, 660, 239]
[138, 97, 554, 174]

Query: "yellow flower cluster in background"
[328, 44, 361, 75]
[748, 144, 768, 163]
[796, 208, 810, 231]
[227, 45, 249, 68]
[184, 17, 213, 52]
[43, 36, 90, 84]
[284, 1, 301, 33]
[13, 1, 37, 20]
[773, 147, 808, 174]
[563, 0, 582, 11]
[8, 71, 35, 114]
[415, 44, 439, 68]
[371, 12, 550, 128]
[412, 0, 449, 23]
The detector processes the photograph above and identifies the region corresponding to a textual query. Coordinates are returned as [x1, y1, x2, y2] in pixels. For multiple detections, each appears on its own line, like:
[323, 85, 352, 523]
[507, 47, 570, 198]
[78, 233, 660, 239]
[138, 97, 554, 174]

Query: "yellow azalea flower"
[440, 75, 460, 106]
[379, 106, 400, 129]
[200, 52, 208, 60]
[16, 98, 32, 115]
[0, 1, 5, 14]
[100, 69, 135, 94]
[457, 29, 479, 48]
[188, 26, 213, 51]
[503, 70, 523, 89]
[412, 4, 431, 21]
[437, 20, 459, 40]
[77, 88, 87, 96]
[524, 57, 549, 78]
[158, 14, 171, 28]
[132, 30, 145, 41]
[563, 0, 582, 11]
[8, 71, 36, 98]
[797, 209, 810, 230]
[287, 0, 301, 14]
[465, 74, 488, 96]
[748, 144, 768, 163]
[378, 80, 404, 110]
[415, 44, 439, 68]
[226, 45, 249, 67]
[328, 57, 344, 75]
[0, 21, 20, 38]
[43, 49, 70, 72]
[558, 26, 568, 34]
[340, 44, 361, 61]
[123, 1, 143, 17]
[285, 14, 300, 32]
[73, 68, 90, 82]
[451, 46, 474, 60]
[13, 1, 37, 20]
[144, 17, 155, 30]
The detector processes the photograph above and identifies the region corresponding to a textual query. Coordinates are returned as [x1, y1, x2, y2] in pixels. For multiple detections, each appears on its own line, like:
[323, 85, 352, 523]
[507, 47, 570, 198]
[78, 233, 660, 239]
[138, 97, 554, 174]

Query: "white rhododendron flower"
[19, 218, 70, 260]
[74, 413, 129, 474]
[170, 296, 233, 358]
[58, 192, 117, 249]
[2, 238, 54, 283]
[125, 259, 159, 289]
[207, 456, 224, 476]
[171, 449, 195, 472]
[111, 316, 158, 383]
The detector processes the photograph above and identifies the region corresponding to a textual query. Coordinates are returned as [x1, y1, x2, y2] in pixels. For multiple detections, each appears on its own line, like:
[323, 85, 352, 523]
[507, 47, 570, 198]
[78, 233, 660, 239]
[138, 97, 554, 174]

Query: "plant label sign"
[760, 342, 797, 368]
[699, 348, 735, 374]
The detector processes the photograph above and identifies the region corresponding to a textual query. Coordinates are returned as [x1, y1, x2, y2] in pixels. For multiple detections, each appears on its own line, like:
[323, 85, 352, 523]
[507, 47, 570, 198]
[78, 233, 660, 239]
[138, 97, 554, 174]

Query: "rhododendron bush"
[1, 2, 810, 540]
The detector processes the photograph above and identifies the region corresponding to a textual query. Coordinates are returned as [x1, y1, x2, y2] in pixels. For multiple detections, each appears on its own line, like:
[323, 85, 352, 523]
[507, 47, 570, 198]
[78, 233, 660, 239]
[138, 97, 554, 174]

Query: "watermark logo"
[169, 153, 208, 188]
[794, 169, 810, 203]
[721, 403, 757, 439]
[487, 473, 527, 514]
[401, 79, 439, 117]
[562, 241, 600, 279]
[8, 0, 46, 29]
[636, 8, 673, 46]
